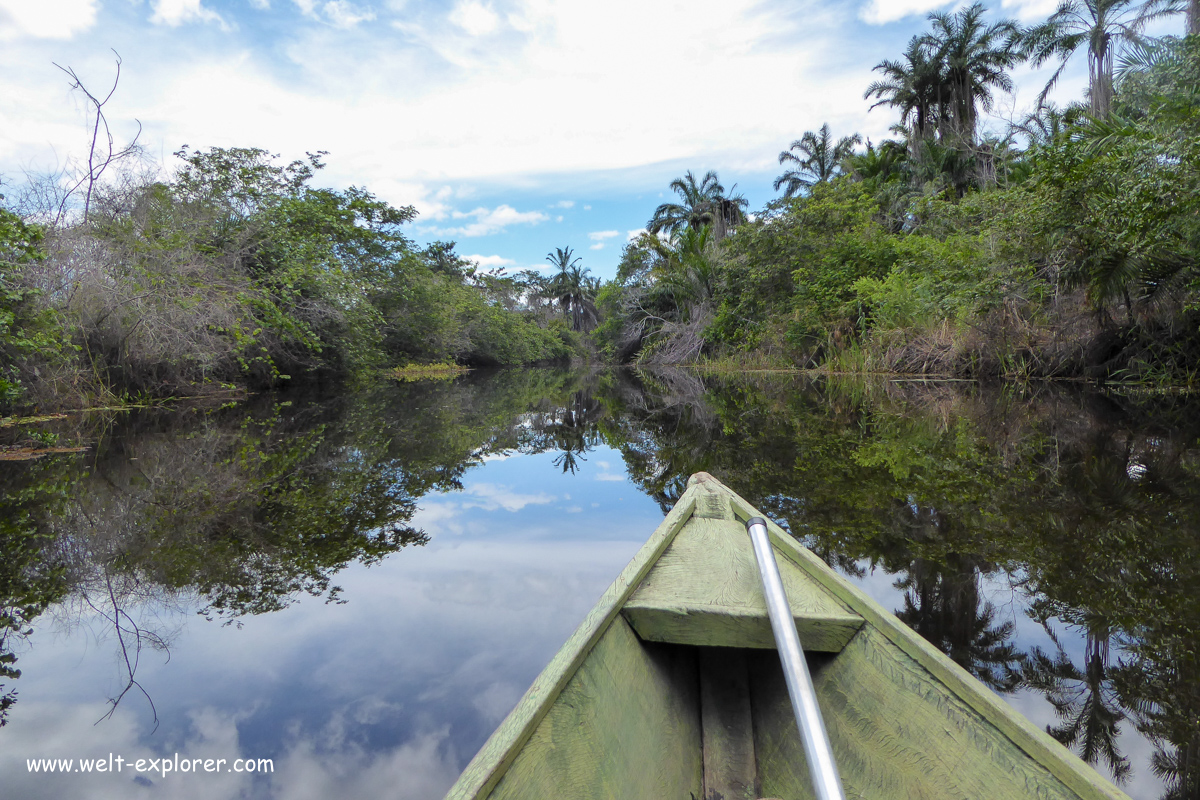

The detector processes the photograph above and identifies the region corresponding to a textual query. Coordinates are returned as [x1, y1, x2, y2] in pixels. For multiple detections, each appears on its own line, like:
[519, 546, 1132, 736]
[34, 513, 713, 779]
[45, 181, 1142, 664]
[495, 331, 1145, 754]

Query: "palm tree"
[545, 247, 598, 332]
[773, 124, 863, 198]
[920, 3, 1022, 145]
[865, 37, 950, 152]
[647, 170, 747, 240]
[1024, 0, 1180, 117]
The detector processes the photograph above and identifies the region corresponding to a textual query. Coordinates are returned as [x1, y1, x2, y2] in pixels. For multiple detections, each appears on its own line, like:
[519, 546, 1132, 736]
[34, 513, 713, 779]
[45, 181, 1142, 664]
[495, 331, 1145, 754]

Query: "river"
[1, 368, 1197, 799]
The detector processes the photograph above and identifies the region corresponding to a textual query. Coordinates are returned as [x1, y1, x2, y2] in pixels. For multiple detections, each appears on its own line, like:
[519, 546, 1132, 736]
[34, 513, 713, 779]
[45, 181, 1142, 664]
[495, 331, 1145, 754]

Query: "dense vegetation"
[0, 147, 577, 413]
[597, 7, 1200, 384]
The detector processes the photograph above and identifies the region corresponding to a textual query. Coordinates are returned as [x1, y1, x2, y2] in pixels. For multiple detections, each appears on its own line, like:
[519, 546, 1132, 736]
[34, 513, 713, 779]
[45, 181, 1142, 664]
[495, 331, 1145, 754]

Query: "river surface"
[1, 368, 1197, 799]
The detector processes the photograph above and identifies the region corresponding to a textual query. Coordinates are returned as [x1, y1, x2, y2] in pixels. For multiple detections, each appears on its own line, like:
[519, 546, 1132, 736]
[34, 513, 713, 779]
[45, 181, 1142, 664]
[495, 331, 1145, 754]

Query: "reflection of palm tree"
[894, 554, 1023, 691]
[1150, 737, 1200, 800]
[774, 124, 862, 198]
[878, 501, 1023, 691]
[1022, 623, 1131, 783]
[543, 391, 605, 475]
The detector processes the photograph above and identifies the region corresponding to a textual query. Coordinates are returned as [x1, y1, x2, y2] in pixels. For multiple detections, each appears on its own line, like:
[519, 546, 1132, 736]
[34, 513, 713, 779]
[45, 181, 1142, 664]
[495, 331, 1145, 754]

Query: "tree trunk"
[1088, 43, 1114, 117]
[1190, 0, 1199, 36]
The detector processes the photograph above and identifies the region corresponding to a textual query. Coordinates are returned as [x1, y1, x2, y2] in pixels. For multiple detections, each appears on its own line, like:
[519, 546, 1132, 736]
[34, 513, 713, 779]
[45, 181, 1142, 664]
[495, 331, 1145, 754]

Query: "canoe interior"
[447, 474, 1128, 800]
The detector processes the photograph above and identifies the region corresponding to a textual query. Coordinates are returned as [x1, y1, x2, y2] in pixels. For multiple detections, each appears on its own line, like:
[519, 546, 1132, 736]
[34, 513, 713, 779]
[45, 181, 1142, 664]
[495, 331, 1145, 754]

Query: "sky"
[0, 0, 1188, 280]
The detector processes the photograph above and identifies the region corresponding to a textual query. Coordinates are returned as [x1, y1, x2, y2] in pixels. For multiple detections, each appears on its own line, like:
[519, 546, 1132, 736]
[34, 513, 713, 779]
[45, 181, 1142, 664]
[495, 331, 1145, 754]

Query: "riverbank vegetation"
[0, 144, 577, 414]
[596, 5, 1200, 384]
[4, 3, 1198, 414]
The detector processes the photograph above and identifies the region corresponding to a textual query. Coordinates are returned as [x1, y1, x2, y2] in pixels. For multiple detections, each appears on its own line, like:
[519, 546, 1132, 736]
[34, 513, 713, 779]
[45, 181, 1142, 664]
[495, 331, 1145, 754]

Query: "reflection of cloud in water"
[3, 703, 258, 800]
[461, 483, 554, 512]
[469, 682, 524, 726]
[274, 726, 458, 800]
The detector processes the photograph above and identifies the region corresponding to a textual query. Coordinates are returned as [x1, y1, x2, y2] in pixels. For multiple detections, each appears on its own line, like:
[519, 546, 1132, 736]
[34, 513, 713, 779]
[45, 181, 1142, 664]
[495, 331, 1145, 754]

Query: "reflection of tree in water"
[0, 456, 71, 727]
[0, 368, 599, 724]
[539, 391, 605, 475]
[878, 501, 1023, 692]
[595, 369, 1200, 796]
[1022, 622, 1130, 783]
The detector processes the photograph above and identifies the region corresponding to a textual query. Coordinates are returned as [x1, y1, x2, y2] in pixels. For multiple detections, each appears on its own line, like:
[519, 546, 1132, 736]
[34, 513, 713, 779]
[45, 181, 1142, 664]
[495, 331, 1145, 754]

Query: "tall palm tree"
[647, 170, 747, 240]
[1024, 0, 1180, 117]
[921, 2, 1022, 145]
[865, 37, 950, 152]
[545, 247, 598, 332]
[773, 124, 863, 198]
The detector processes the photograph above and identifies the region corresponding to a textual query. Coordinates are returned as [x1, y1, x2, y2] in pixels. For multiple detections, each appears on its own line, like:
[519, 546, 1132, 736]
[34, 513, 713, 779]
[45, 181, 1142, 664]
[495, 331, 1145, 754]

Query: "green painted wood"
[488, 616, 702, 800]
[750, 636, 1087, 800]
[442, 493, 699, 800]
[691, 472, 1132, 800]
[622, 605, 863, 651]
[621, 514, 864, 652]
[699, 648, 758, 800]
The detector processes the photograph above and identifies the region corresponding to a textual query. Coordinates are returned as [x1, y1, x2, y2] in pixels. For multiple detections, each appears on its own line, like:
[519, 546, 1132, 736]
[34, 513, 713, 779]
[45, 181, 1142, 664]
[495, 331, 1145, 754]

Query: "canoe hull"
[445, 473, 1129, 800]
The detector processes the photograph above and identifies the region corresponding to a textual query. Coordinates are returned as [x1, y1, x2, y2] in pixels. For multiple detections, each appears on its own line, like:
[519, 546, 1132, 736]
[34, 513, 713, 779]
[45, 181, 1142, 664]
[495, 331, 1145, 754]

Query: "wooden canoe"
[444, 472, 1129, 800]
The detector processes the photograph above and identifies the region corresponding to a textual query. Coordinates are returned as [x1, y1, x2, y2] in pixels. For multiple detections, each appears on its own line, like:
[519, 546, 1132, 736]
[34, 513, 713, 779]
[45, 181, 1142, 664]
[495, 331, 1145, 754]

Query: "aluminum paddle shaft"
[745, 516, 847, 800]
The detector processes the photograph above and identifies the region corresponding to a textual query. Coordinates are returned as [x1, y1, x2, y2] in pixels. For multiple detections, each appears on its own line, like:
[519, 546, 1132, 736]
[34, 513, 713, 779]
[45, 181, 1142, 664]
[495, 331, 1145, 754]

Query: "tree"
[546, 247, 598, 332]
[865, 38, 950, 153]
[921, 3, 1022, 145]
[1024, 0, 1179, 117]
[773, 124, 863, 198]
[647, 170, 747, 240]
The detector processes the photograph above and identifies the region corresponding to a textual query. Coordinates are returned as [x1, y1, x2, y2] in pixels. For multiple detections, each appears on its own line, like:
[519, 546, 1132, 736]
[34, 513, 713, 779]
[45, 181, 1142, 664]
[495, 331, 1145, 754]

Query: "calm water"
[1, 368, 1197, 799]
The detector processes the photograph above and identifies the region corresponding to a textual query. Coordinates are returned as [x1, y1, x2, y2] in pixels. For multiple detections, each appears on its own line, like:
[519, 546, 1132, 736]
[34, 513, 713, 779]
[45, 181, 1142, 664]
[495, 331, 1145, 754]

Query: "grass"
[387, 363, 471, 382]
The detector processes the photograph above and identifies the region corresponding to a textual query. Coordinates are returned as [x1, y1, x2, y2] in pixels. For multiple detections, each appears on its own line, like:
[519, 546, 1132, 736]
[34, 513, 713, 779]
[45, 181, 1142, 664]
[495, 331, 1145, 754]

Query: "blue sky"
[0, 0, 1188, 280]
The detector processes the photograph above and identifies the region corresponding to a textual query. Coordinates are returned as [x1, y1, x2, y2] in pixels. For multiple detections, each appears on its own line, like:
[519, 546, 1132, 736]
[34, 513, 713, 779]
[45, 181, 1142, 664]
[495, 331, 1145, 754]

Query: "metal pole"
[745, 516, 847, 800]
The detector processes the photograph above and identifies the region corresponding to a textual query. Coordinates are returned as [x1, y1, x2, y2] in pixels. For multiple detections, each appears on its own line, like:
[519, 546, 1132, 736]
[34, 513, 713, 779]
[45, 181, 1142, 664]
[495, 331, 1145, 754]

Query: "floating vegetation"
[388, 363, 471, 382]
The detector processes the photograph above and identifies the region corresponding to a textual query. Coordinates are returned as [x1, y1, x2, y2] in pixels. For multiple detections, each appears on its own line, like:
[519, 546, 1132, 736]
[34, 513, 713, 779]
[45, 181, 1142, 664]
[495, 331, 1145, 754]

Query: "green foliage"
[2, 146, 571, 403]
[0, 210, 61, 408]
[712, 182, 897, 358]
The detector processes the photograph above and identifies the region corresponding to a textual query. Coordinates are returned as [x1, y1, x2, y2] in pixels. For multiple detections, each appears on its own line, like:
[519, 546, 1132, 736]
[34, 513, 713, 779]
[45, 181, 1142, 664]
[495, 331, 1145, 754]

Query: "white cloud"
[431, 204, 549, 237]
[3, 0, 1092, 224]
[249, 0, 270, 8]
[626, 229, 646, 241]
[449, 1, 499, 36]
[858, 0, 955, 25]
[589, 242, 604, 250]
[595, 473, 624, 482]
[1000, 0, 1060, 21]
[0, 0, 98, 39]
[464, 254, 515, 268]
[588, 230, 619, 241]
[150, 0, 228, 28]
[551, 199, 574, 208]
[324, 0, 376, 28]
[583, 205, 592, 210]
